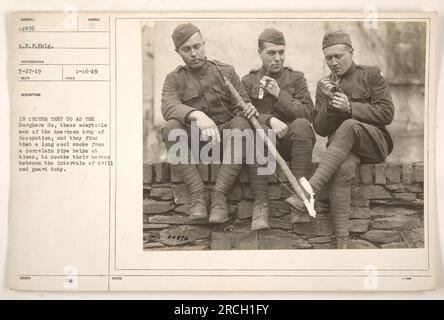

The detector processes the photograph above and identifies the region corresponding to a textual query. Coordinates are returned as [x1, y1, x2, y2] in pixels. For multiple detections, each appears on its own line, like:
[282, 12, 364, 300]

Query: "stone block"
[143, 163, 153, 184]
[259, 229, 311, 249]
[370, 206, 421, 217]
[384, 184, 423, 194]
[149, 244, 209, 251]
[172, 184, 191, 205]
[292, 215, 334, 236]
[169, 165, 182, 183]
[313, 243, 333, 249]
[232, 231, 259, 250]
[143, 188, 150, 200]
[148, 215, 208, 225]
[143, 223, 169, 230]
[360, 164, 373, 184]
[290, 208, 311, 223]
[350, 207, 372, 219]
[383, 184, 404, 192]
[351, 198, 370, 208]
[386, 163, 401, 183]
[174, 204, 190, 214]
[349, 219, 370, 233]
[211, 232, 232, 250]
[150, 188, 173, 200]
[348, 239, 378, 249]
[371, 199, 424, 208]
[371, 216, 421, 230]
[143, 200, 174, 214]
[308, 236, 332, 244]
[171, 164, 210, 183]
[270, 200, 291, 217]
[361, 230, 401, 244]
[406, 184, 424, 193]
[151, 183, 171, 188]
[401, 164, 414, 184]
[269, 215, 293, 230]
[393, 193, 416, 201]
[357, 185, 392, 200]
[413, 163, 424, 182]
[154, 162, 170, 183]
[374, 164, 387, 185]
[143, 242, 165, 249]
[381, 242, 409, 249]
[237, 200, 253, 219]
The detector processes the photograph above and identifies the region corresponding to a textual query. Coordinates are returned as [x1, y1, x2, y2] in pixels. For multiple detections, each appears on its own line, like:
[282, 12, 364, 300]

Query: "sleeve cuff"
[257, 113, 273, 126]
[180, 105, 198, 124]
[276, 89, 294, 110]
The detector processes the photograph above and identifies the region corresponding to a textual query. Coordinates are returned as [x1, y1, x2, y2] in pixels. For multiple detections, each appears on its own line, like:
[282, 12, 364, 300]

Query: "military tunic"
[313, 62, 394, 157]
[161, 60, 250, 126]
[241, 66, 314, 126]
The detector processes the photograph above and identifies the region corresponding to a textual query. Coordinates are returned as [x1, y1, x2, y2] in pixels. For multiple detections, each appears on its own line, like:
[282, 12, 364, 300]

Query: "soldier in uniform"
[242, 28, 316, 230]
[286, 31, 394, 248]
[161, 23, 259, 223]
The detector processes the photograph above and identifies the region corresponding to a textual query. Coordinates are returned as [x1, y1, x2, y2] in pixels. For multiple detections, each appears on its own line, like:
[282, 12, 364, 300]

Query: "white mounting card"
[8, 11, 437, 291]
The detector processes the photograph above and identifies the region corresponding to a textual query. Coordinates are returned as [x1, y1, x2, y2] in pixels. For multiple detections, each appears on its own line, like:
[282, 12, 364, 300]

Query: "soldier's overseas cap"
[322, 31, 352, 49]
[172, 23, 200, 49]
[258, 28, 286, 45]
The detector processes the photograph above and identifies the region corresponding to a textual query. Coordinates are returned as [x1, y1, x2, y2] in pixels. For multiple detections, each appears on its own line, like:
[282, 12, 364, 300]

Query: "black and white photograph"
[142, 19, 427, 251]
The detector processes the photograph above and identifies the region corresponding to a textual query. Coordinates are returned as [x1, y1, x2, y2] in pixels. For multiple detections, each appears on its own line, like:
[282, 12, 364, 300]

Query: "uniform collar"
[338, 61, 356, 78]
[260, 64, 284, 79]
[186, 58, 210, 76]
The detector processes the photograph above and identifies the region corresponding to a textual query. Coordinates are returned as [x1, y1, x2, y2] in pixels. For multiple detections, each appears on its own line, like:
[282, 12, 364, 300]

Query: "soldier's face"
[323, 44, 354, 76]
[176, 32, 206, 69]
[258, 42, 285, 74]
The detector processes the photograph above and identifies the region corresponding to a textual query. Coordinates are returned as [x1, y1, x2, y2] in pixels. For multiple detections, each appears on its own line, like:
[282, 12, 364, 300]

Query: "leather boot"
[248, 164, 270, 230]
[189, 189, 209, 219]
[335, 236, 349, 249]
[251, 200, 270, 231]
[173, 164, 208, 219]
[209, 191, 229, 223]
[209, 164, 242, 223]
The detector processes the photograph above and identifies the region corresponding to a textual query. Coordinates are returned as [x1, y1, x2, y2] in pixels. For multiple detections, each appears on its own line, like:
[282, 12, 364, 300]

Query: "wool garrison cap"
[322, 31, 352, 49]
[172, 23, 200, 48]
[258, 28, 286, 45]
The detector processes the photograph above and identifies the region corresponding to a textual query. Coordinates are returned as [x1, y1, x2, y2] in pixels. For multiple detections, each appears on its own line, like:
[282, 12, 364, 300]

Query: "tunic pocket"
[351, 89, 372, 102]
[182, 88, 200, 102]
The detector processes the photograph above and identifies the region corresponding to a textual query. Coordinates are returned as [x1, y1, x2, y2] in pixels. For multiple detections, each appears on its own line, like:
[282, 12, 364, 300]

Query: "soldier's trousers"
[161, 116, 253, 193]
[310, 119, 390, 239]
[249, 118, 316, 201]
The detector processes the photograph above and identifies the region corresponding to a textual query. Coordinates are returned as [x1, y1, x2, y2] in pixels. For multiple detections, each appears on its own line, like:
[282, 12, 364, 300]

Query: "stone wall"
[143, 162, 424, 250]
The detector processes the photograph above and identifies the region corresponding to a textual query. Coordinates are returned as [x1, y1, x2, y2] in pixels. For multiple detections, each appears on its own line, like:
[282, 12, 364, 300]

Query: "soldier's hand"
[269, 117, 288, 139]
[331, 92, 351, 112]
[319, 78, 335, 98]
[262, 76, 281, 98]
[188, 110, 220, 144]
[244, 103, 259, 119]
